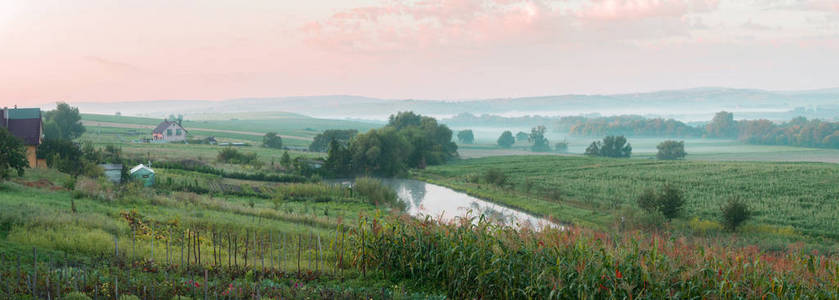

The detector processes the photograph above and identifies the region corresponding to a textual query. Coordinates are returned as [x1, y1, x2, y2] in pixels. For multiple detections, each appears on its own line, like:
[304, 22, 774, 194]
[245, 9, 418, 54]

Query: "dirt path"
[82, 120, 313, 141]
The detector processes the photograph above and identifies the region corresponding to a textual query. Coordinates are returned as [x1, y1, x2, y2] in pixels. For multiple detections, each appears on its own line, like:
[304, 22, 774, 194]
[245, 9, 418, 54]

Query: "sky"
[1, 0, 838, 106]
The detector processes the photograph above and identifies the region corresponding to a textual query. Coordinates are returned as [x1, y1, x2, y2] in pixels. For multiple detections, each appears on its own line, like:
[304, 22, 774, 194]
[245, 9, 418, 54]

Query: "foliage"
[324, 140, 352, 177]
[262, 132, 283, 149]
[309, 129, 357, 152]
[585, 136, 632, 157]
[720, 197, 751, 231]
[482, 168, 508, 186]
[63, 292, 93, 300]
[706, 111, 737, 138]
[636, 184, 685, 221]
[280, 151, 292, 168]
[560, 115, 703, 137]
[515, 131, 529, 142]
[496, 131, 515, 148]
[656, 140, 686, 160]
[586, 136, 632, 157]
[357, 215, 839, 299]
[0, 127, 28, 180]
[736, 116, 839, 149]
[554, 140, 568, 153]
[529, 125, 551, 152]
[456, 129, 474, 144]
[43, 102, 86, 140]
[328, 112, 456, 176]
[353, 177, 404, 209]
[217, 147, 260, 166]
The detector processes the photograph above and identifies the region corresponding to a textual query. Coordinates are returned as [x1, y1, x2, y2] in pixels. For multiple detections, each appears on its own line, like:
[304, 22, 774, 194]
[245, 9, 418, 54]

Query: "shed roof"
[130, 164, 154, 174]
[7, 108, 41, 119]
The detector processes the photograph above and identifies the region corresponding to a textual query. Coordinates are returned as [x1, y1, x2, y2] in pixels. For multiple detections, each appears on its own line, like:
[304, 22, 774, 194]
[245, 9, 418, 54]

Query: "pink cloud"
[577, 0, 718, 21]
[303, 0, 719, 53]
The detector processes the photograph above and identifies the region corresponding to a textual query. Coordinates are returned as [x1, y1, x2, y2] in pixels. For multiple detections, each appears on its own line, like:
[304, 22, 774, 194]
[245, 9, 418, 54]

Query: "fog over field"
[55, 87, 839, 123]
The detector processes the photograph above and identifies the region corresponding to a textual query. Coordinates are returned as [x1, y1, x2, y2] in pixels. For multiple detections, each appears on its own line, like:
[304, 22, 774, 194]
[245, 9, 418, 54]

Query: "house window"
[176, 129, 182, 136]
[167, 129, 172, 136]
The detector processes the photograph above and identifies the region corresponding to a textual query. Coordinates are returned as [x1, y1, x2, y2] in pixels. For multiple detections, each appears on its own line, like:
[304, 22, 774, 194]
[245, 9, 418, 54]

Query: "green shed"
[129, 164, 155, 187]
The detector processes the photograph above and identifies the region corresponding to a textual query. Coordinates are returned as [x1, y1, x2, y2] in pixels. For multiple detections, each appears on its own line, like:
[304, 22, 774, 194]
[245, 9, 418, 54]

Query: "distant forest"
[559, 112, 839, 149]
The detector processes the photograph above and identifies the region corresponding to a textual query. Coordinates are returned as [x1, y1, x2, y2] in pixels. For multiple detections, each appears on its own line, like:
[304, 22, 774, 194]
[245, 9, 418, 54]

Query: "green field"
[415, 155, 839, 250]
[81, 112, 380, 148]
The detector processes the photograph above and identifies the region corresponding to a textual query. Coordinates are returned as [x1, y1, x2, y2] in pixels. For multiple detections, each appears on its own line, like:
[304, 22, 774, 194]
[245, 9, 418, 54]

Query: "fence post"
[197, 231, 201, 266]
[32, 247, 37, 299]
[297, 234, 301, 277]
[181, 230, 185, 268]
[204, 269, 208, 300]
[151, 226, 155, 263]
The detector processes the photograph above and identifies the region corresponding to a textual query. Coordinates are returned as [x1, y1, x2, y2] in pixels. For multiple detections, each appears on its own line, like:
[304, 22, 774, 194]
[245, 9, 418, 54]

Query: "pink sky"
[1, 0, 838, 106]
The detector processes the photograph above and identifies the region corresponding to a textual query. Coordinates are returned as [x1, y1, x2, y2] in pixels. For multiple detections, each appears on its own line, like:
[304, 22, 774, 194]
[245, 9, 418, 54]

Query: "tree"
[497, 131, 515, 148]
[37, 138, 83, 175]
[43, 102, 85, 140]
[262, 132, 283, 149]
[457, 130, 475, 144]
[585, 141, 601, 156]
[0, 128, 28, 180]
[309, 129, 357, 152]
[529, 126, 551, 152]
[635, 184, 686, 221]
[656, 140, 686, 160]
[706, 111, 737, 139]
[554, 140, 569, 153]
[720, 197, 751, 231]
[599, 136, 632, 158]
[657, 184, 685, 220]
[388, 111, 423, 130]
[515, 131, 529, 142]
[324, 139, 352, 176]
[280, 151, 292, 168]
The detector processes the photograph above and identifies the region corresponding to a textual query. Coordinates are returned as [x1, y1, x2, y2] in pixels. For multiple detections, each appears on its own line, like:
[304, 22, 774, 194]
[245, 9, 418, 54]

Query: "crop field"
[2, 168, 838, 299]
[415, 155, 839, 250]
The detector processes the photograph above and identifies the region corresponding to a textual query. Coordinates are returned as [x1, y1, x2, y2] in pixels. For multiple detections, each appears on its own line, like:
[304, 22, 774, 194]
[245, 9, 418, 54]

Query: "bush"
[217, 147, 260, 166]
[720, 197, 751, 231]
[353, 177, 404, 210]
[119, 296, 140, 300]
[483, 168, 508, 186]
[656, 140, 686, 160]
[636, 184, 685, 221]
[63, 292, 93, 300]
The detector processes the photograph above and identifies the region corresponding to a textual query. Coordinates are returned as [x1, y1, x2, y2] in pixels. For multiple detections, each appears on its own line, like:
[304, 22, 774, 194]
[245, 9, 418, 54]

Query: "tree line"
[323, 112, 457, 177]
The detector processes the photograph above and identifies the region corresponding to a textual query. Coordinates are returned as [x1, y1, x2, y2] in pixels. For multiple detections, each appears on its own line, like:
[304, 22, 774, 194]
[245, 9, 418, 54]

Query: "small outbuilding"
[100, 164, 123, 184]
[129, 164, 155, 187]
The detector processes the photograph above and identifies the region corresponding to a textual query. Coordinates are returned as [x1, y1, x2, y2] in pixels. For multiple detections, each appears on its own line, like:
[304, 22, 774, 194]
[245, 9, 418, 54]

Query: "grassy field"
[2, 167, 838, 298]
[415, 155, 839, 251]
[456, 133, 839, 163]
[81, 112, 379, 148]
[0, 168, 431, 298]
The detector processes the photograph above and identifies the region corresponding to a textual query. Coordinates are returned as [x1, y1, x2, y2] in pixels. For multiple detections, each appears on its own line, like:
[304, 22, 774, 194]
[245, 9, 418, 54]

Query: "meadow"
[414, 155, 839, 251]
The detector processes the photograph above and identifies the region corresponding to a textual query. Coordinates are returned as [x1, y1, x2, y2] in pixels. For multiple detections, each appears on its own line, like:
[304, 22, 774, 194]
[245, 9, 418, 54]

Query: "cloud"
[302, 0, 720, 53]
[741, 19, 776, 31]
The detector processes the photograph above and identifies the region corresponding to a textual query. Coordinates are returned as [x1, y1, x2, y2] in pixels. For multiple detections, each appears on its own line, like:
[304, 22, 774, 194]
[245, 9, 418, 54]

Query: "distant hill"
[58, 87, 839, 122]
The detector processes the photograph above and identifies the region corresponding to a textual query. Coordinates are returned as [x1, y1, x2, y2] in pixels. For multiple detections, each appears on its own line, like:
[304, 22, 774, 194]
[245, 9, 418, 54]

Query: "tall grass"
[354, 215, 839, 299]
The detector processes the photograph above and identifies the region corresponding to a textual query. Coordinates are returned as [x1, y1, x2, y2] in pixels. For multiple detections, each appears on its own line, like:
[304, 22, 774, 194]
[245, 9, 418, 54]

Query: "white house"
[152, 120, 187, 142]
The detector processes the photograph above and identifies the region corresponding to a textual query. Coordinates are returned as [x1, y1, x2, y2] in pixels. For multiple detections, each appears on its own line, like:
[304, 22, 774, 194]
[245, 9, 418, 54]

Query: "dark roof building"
[1, 107, 43, 146]
[1, 106, 44, 168]
[152, 120, 188, 142]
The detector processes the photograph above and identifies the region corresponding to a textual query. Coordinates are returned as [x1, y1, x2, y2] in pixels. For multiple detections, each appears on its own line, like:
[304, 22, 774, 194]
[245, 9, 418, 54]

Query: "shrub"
[635, 184, 685, 221]
[63, 292, 93, 300]
[482, 168, 508, 186]
[217, 147, 259, 165]
[720, 197, 751, 231]
[119, 296, 140, 300]
[656, 140, 687, 160]
[353, 177, 404, 210]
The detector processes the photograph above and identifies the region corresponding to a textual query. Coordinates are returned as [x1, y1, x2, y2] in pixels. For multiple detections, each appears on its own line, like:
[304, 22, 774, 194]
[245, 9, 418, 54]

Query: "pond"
[330, 178, 557, 230]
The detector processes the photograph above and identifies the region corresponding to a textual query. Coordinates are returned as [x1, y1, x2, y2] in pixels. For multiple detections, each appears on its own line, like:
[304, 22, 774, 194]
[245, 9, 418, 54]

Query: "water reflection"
[331, 178, 557, 230]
